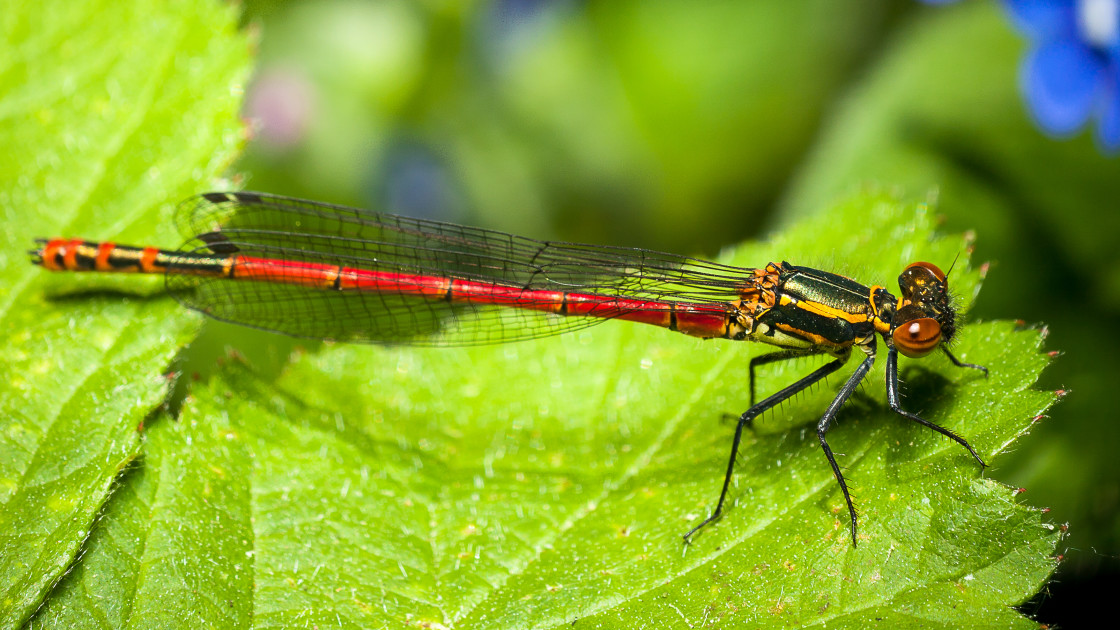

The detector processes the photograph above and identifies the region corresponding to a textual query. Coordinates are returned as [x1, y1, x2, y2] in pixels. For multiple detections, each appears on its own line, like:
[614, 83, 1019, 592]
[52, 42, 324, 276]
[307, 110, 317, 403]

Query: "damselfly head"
[892, 261, 956, 357]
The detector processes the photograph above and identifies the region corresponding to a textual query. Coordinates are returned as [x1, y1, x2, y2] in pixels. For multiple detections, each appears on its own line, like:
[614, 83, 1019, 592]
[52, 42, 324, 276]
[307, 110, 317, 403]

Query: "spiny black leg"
[684, 354, 847, 543]
[886, 348, 986, 467]
[749, 349, 819, 405]
[816, 351, 876, 547]
[683, 406, 750, 542]
[942, 346, 988, 377]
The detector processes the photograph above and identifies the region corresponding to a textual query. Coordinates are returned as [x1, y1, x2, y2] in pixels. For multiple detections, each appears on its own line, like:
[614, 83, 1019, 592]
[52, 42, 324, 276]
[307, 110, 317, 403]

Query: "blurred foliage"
[236, 0, 901, 252]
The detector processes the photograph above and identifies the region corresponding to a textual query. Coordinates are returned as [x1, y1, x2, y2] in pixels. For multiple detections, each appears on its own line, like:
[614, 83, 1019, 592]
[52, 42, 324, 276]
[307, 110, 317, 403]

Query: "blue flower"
[1004, 0, 1120, 151]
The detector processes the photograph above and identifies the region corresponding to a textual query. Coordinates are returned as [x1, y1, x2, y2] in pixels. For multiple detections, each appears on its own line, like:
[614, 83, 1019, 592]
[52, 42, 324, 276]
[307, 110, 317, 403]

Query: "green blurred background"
[202, 0, 1119, 624]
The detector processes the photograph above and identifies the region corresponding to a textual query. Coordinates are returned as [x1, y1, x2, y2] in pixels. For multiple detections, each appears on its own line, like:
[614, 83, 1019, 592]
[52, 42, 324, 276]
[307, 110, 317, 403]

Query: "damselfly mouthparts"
[32, 191, 987, 546]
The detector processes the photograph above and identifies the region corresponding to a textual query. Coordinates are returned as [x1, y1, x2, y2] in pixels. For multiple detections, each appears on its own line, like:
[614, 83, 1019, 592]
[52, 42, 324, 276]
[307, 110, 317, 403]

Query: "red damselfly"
[31, 191, 987, 546]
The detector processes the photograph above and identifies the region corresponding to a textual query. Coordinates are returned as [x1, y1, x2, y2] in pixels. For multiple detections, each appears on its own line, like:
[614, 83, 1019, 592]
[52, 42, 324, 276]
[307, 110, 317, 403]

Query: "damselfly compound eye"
[893, 317, 942, 357]
[904, 261, 946, 282]
[898, 261, 949, 302]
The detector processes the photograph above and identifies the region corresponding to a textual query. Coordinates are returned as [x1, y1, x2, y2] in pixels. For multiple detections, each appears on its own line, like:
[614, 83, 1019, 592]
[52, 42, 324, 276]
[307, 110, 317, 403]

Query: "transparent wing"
[167, 191, 755, 346]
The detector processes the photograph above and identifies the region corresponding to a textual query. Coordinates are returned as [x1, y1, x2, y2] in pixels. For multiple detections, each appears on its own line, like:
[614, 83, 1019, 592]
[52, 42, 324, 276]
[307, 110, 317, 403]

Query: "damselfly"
[31, 191, 987, 546]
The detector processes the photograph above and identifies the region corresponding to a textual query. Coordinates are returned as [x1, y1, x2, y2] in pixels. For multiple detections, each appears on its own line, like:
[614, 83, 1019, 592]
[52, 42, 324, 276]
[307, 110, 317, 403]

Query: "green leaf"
[24, 191, 1059, 628]
[0, 0, 251, 626]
